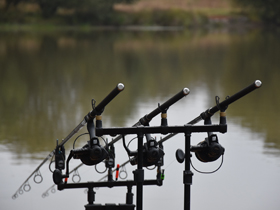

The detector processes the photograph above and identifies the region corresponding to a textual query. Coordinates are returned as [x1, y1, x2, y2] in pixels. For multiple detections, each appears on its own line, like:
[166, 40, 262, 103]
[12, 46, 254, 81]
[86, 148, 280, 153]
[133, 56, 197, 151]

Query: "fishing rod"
[108, 87, 190, 146]
[40, 80, 260, 200]
[114, 80, 261, 210]
[12, 83, 125, 199]
[159, 80, 262, 144]
[52, 88, 190, 183]
[47, 80, 261, 210]
[40, 87, 189, 199]
[114, 80, 262, 174]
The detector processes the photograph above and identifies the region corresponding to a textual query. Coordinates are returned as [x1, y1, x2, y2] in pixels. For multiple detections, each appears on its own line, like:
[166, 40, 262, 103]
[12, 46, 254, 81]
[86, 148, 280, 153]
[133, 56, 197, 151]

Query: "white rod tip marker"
[117, 83, 125, 91]
[255, 80, 262, 88]
[183, 88, 190, 95]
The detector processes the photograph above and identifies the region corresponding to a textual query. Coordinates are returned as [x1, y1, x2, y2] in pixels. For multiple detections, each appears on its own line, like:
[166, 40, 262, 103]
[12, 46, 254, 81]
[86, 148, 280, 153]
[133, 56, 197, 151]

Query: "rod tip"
[183, 88, 190, 95]
[117, 83, 125, 91]
[255, 80, 262, 88]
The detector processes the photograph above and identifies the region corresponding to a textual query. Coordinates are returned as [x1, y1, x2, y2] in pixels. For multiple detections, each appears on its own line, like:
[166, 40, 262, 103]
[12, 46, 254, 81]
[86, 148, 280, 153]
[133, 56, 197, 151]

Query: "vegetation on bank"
[0, 0, 279, 27]
[0, 3, 208, 27]
[231, 0, 280, 25]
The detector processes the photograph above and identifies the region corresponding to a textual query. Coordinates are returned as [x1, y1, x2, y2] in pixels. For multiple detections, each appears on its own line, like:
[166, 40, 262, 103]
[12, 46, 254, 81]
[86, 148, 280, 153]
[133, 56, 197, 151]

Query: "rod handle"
[208, 80, 262, 115]
[143, 87, 190, 124]
[87, 83, 124, 120]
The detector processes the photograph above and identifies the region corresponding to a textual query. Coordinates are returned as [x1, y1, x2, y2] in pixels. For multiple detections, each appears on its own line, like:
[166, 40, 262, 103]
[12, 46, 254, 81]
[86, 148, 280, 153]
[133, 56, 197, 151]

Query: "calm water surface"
[1, 27, 280, 210]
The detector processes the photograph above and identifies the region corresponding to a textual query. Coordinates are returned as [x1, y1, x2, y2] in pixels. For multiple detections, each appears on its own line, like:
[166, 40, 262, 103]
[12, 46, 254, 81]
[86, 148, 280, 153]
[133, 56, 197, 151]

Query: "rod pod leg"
[184, 132, 193, 210]
[134, 132, 144, 210]
[126, 185, 134, 205]
[85, 187, 98, 210]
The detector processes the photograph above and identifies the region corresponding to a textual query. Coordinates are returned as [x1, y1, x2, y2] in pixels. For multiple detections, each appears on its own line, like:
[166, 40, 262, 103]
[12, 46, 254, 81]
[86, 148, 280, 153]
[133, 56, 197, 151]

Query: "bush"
[232, 0, 280, 25]
[38, 0, 61, 18]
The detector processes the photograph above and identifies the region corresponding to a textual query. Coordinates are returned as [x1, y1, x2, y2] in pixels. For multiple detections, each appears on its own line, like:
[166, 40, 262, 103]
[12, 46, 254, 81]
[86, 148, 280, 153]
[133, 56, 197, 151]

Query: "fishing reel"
[144, 139, 164, 167]
[72, 137, 109, 166]
[131, 139, 164, 167]
[123, 135, 165, 167]
[53, 137, 109, 185]
[176, 134, 225, 163]
[191, 134, 225, 162]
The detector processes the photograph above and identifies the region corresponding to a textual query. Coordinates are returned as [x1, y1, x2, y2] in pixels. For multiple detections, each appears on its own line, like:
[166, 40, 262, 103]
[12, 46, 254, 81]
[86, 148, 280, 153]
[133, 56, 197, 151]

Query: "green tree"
[38, 0, 64, 18]
[232, 0, 280, 24]
[4, 0, 137, 20]
[74, 0, 129, 24]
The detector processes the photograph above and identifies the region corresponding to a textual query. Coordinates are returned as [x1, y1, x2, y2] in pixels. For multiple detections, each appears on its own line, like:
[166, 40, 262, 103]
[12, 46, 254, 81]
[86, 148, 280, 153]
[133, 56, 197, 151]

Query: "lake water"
[1, 26, 280, 210]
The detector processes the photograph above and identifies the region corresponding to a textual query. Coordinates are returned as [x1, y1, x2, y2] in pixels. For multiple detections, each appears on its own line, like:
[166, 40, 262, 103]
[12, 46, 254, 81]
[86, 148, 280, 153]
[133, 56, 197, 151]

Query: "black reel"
[72, 137, 108, 166]
[192, 134, 225, 163]
[130, 139, 165, 167]
[53, 138, 109, 185]
[176, 134, 225, 164]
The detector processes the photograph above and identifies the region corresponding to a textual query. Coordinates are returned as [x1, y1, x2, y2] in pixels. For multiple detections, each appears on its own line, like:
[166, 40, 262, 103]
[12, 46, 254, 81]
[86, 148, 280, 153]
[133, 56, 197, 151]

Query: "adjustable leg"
[184, 132, 193, 210]
[84, 187, 98, 210]
[88, 187, 95, 205]
[126, 185, 134, 205]
[135, 132, 144, 210]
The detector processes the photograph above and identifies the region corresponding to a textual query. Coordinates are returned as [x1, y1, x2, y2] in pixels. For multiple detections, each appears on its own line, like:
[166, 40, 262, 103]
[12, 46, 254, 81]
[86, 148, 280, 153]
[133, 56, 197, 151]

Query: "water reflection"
[0, 28, 280, 158]
[1, 27, 280, 210]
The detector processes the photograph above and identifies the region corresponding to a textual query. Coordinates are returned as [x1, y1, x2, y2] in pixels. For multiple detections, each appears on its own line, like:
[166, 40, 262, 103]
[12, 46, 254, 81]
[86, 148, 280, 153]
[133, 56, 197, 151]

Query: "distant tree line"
[3, 0, 280, 25]
[232, 0, 280, 24]
[5, 0, 136, 19]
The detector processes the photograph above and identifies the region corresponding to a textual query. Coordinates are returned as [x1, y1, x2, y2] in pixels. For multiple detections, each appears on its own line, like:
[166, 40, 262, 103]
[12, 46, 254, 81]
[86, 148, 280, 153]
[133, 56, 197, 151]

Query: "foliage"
[38, 0, 63, 18]
[1, 0, 207, 26]
[3, 0, 137, 19]
[231, 0, 280, 24]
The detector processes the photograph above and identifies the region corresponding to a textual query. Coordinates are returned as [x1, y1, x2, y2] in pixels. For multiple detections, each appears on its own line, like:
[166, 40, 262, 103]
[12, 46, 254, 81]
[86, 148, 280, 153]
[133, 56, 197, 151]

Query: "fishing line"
[190, 155, 224, 174]
[48, 154, 55, 173]
[73, 133, 89, 149]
